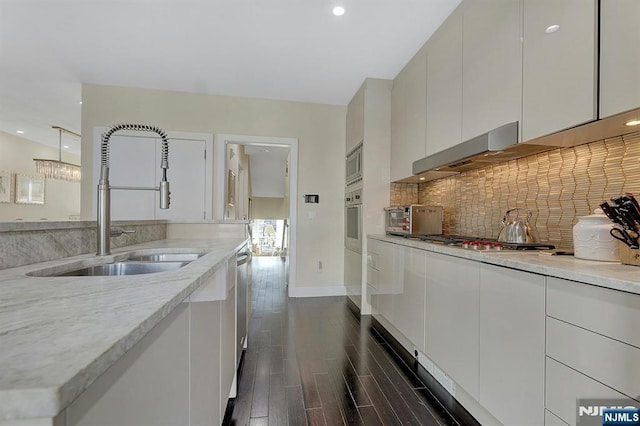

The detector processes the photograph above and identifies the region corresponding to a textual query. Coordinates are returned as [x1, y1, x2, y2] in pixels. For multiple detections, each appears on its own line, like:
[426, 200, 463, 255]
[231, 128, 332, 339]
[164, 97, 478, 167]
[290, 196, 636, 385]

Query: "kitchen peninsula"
[0, 235, 248, 425]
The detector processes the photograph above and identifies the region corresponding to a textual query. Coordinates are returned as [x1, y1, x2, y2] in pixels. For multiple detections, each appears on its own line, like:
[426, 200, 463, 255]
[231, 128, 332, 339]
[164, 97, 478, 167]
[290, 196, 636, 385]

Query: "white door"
[155, 139, 207, 221]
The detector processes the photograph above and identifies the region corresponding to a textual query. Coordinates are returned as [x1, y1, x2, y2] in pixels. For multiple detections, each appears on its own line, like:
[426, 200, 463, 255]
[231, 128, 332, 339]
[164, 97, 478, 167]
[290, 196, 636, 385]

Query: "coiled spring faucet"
[97, 124, 170, 255]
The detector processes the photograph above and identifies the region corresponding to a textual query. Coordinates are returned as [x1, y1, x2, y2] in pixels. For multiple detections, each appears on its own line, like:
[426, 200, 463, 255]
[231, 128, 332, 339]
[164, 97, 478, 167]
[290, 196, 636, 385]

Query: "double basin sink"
[29, 252, 204, 277]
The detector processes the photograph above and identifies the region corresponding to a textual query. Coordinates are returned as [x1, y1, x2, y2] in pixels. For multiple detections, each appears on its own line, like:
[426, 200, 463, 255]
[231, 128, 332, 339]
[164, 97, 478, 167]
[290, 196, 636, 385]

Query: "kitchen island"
[0, 237, 247, 425]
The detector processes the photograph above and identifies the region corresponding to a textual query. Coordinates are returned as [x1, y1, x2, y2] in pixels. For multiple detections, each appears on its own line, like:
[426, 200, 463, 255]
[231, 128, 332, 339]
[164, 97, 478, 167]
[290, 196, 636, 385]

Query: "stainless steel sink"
[53, 261, 190, 277]
[127, 253, 203, 262]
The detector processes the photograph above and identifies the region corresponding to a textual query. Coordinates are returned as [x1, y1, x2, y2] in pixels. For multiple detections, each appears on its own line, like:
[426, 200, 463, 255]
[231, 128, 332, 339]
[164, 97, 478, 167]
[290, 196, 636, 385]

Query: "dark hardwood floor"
[224, 256, 461, 426]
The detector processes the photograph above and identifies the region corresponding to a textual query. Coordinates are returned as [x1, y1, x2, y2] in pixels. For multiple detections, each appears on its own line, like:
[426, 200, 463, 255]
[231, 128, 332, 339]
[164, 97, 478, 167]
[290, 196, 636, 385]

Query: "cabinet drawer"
[367, 251, 379, 270]
[366, 265, 378, 288]
[547, 317, 640, 400]
[546, 357, 634, 426]
[547, 277, 640, 349]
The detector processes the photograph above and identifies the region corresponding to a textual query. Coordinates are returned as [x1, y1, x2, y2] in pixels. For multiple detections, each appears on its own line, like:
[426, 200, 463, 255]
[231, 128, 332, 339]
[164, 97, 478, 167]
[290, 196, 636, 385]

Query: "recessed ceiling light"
[419, 177, 426, 181]
[625, 119, 640, 126]
[333, 6, 345, 16]
[545, 24, 560, 33]
[63, 145, 70, 149]
[265, 149, 270, 153]
[78, 101, 83, 105]
[16, 130, 24, 134]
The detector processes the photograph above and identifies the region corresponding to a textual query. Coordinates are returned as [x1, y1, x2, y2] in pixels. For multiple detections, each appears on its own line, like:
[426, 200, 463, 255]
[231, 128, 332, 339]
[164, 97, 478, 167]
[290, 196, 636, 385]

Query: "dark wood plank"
[249, 416, 268, 426]
[357, 405, 385, 426]
[307, 408, 328, 426]
[359, 375, 402, 426]
[314, 372, 346, 426]
[283, 357, 301, 386]
[269, 372, 287, 426]
[285, 385, 308, 426]
[326, 357, 371, 408]
[250, 346, 272, 418]
[326, 359, 364, 426]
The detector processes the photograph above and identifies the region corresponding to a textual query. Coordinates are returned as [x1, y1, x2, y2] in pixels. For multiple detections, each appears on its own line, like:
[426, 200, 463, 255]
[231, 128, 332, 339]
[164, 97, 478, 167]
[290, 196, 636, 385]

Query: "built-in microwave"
[346, 143, 363, 185]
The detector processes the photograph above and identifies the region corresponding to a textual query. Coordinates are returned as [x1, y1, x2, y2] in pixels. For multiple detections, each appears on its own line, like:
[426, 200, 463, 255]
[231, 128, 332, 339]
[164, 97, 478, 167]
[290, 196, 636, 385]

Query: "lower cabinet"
[392, 246, 426, 351]
[65, 261, 237, 426]
[545, 277, 640, 425]
[478, 264, 545, 426]
[425, 252, 480, 399]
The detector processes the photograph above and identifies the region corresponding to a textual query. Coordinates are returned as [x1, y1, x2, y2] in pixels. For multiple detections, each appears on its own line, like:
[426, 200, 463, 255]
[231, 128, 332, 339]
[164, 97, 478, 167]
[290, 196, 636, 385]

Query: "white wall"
[81, 84, 346, 293]
[252, 197, 287, 219]
[0, 131, 80, 221]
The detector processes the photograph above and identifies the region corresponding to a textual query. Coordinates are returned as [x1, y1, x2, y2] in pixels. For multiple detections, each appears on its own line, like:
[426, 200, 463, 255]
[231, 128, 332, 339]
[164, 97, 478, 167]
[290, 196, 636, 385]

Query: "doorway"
[215, 134, 298, 296]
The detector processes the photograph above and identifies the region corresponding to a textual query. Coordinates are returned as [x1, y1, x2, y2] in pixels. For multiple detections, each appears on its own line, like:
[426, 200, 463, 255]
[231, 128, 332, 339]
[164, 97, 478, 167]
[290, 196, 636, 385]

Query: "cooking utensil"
[497, 208, 540, 243]
[609, 227, 639, 249]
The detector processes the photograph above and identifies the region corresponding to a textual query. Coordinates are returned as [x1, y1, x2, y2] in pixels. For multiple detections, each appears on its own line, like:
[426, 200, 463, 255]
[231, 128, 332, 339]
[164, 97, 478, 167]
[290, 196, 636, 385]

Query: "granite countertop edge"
[369, 234, 640, 295]
[0, 237, 248, 421]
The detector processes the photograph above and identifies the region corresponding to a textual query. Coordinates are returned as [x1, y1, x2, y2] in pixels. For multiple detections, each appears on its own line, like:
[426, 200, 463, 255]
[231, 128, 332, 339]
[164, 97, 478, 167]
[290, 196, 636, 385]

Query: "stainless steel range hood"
[412, 122, 553, 179]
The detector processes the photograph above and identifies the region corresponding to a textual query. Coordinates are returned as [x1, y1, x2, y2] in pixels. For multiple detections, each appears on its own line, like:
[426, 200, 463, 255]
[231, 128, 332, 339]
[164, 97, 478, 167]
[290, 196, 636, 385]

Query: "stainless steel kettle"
[497, 208, 540, 243]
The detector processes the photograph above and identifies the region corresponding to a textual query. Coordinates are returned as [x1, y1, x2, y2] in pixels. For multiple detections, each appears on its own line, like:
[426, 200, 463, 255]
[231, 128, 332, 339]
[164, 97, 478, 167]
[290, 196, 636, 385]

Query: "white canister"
[573, 208, 620, 262]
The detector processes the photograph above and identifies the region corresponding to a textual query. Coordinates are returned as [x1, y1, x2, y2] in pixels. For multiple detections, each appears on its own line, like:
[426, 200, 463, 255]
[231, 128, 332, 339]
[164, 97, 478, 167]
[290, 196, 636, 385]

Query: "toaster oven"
[385, 205, 443, 236]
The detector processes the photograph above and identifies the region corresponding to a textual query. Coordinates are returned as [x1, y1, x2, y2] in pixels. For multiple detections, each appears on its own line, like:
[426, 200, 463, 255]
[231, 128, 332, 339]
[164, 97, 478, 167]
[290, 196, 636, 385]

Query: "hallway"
[225, 256, 464, 426]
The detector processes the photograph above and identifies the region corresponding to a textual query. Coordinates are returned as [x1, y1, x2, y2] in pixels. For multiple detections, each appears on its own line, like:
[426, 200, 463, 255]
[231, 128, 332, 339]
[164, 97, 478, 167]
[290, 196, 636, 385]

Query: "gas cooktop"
[413, 234, 555, 251]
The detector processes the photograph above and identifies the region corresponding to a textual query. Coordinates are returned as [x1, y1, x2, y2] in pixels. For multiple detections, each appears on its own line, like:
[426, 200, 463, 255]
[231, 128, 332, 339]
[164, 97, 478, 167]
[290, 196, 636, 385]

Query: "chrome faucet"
[97, 124, 171, 255]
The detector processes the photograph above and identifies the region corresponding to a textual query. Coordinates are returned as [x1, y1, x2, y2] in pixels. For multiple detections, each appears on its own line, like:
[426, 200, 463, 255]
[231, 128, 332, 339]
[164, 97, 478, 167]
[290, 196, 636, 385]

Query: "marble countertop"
[370, 234, 640, 295]
[0, 237, 248, 421]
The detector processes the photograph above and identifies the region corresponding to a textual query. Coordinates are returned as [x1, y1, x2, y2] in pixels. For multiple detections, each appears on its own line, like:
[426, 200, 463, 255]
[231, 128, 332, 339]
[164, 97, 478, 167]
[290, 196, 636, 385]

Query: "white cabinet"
[478, 264, 545, 426]
[424, 252, 480, 398]
[220, 256, 237, 400]
[390, 45, 427, 182]
[425, 7, 463, 155]
[522, 0, 597, 141]
[392, 246, 426, 350]
[545, 277, 640, 424]
[345, 248, 363, 309]
[65, 257, 238, 426]
[600, 0, 640, 118]
[346, 87, 364, 153]
[67, 304, 191, 426]
[462, 0, 522, 142]
[375, 240, 398, 324]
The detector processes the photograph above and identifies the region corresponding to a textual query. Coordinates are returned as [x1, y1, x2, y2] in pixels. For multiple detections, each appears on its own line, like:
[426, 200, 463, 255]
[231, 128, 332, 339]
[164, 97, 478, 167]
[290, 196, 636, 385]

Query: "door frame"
[214, 134, 298, 296]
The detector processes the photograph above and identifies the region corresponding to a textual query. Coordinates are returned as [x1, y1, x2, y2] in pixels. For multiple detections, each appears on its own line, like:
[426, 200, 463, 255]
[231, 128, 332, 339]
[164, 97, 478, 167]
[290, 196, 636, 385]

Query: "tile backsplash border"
[391, 131, 640, 248]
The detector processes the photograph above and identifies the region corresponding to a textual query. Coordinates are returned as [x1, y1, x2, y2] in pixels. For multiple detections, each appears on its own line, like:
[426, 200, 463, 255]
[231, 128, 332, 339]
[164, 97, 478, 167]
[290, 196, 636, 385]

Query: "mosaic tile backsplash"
[391, 131, 640, 248]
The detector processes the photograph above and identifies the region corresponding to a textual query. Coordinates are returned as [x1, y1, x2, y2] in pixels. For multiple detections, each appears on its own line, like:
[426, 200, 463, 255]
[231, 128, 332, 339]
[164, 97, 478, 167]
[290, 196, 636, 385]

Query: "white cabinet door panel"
[462, 0, 522, 142]
[600, 0, 640, 117]
[426, 9, 463, 155]
[479, 264, 545, 426]
[392, 247, 426, 350]
[522, 0, 597, 141]
[425, 252, 480, 398]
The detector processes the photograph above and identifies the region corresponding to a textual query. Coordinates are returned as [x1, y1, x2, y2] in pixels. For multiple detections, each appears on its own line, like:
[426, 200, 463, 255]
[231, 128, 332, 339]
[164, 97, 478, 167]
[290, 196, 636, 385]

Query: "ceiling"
[0, 0, 461, 154]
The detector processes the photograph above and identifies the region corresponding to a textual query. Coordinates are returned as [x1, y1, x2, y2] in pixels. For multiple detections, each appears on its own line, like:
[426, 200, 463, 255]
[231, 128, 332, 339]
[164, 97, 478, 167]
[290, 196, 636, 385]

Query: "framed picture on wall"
[227, 170, 236, 207]
[14, 174, 45, 205]
[0, 171, 11, 203]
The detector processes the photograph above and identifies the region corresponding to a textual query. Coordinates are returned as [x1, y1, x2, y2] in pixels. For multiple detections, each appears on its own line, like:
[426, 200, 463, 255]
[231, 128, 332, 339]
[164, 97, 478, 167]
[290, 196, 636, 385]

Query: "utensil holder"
[619, 243, 640, 266]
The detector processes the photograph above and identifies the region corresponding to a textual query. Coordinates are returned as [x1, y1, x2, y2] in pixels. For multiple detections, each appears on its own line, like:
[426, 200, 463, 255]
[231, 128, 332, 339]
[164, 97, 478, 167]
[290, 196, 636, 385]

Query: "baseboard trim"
[368, 316, 481, 426]
[288, 285, 347, 298]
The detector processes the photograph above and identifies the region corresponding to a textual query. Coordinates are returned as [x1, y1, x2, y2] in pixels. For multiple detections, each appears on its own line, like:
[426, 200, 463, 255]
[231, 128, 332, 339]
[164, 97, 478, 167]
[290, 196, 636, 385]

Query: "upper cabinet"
[462, 0, 522, 143]
[390, 45, 427, 182]
[425, 7, 463, 156]
[600, 0, 640, 118]
[346, 87, 365, 153]
[522, 0, 598, 141]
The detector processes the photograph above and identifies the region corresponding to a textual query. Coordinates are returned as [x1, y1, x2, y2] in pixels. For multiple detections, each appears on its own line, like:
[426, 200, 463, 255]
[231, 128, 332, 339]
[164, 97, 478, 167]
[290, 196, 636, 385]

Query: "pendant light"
[33, 126, 82, 183]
